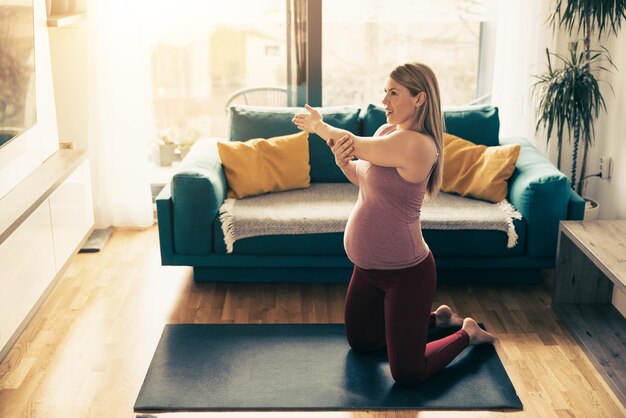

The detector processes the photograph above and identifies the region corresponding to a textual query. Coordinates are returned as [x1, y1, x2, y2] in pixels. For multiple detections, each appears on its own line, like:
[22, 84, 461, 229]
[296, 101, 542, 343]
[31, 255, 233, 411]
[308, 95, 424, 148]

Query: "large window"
[148, 0, 494, 145]
[322, 0, 494, 108]
[150, 0, 286, 140]
[0, 1, 36, 148]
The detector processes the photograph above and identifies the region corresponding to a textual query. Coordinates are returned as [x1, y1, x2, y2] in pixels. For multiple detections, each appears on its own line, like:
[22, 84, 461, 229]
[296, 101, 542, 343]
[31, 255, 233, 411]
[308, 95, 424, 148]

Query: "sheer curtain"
[87, 0, 155, 228]
[491, 0, 557, 144]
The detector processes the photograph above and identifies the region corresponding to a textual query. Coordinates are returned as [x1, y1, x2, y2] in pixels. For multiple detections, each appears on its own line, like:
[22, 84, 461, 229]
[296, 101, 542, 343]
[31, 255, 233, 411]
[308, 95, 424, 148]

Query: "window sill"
[47, 13, 85, 28]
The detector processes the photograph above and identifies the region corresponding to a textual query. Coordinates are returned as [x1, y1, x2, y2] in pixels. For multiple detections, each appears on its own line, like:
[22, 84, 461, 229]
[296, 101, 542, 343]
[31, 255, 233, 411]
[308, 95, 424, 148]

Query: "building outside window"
[322, 0, 493, 108]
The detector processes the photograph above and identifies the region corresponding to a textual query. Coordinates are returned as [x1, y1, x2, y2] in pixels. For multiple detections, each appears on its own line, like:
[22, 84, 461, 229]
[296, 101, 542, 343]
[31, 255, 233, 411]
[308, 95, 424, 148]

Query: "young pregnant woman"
[293, 62, 494, 386]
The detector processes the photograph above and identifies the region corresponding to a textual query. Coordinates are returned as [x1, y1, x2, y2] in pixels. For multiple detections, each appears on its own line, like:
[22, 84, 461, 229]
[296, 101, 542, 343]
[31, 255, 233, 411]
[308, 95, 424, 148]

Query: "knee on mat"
[346, 335, 384, 352]
[390, 368, 427, 387]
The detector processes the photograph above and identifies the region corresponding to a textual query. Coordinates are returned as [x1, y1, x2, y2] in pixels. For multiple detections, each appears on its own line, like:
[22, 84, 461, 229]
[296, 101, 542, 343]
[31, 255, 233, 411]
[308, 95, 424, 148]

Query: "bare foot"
[434, 304, 464, 328]
[462, 318, 495, 345]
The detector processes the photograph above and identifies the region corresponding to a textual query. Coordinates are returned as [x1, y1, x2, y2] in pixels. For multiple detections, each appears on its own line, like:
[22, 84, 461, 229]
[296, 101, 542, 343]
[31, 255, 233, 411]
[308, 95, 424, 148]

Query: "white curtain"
[491, 0, 558, 145]
[87, 0, 155, 228]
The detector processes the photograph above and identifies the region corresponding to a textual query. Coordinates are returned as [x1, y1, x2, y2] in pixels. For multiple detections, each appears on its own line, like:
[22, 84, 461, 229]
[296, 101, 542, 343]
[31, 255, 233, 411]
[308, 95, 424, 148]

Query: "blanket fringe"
[497, 199, 523, 248]
[219, 198, 236, 254]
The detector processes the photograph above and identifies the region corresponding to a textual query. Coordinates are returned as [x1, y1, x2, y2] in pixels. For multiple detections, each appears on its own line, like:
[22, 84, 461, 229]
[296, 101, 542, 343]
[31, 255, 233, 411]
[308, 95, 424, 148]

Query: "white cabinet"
[0, 155, 93, 359]
[49, 160, 94, 271]
[0, 201, 56, 350]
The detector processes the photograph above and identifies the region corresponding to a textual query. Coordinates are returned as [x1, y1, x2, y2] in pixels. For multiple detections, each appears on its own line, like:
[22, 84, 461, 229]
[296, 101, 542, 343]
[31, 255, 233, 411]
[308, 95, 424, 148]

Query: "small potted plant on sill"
[532, 0, 626, 219]
[154, 128, 178, 167]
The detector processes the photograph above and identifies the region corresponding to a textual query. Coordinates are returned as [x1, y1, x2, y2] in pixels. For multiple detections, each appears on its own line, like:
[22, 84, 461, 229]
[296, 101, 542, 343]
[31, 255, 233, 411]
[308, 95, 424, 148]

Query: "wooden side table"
[552, 221, 626, 406]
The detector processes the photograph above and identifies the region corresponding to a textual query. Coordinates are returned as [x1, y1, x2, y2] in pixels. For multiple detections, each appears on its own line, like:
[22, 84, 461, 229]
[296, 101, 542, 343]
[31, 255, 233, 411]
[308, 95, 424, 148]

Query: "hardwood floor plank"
[1, 226, 625, 417]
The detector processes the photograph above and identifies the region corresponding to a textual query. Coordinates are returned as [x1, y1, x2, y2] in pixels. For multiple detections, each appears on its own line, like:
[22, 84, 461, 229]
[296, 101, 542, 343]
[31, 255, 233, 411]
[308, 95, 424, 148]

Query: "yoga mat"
[134, 324, 522, 412]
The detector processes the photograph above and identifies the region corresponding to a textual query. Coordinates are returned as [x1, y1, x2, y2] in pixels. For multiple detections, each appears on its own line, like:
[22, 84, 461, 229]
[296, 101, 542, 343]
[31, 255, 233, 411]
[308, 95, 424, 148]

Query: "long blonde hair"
[389, 62, 444, 199]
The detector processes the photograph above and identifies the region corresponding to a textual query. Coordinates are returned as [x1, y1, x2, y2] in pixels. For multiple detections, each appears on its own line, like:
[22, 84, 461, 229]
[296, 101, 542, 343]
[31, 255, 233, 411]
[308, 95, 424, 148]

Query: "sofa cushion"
[213, 216, 526, 257]
[442, 133, 521, 203]
[229, 105, 361, 182]
[217, 131, 310, 199]
[362, 104, 500, 146]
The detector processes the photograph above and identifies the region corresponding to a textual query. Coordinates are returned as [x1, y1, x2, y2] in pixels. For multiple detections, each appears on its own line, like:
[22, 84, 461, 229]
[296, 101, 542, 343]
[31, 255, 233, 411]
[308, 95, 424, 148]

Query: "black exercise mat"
[134, 324, 522, 412]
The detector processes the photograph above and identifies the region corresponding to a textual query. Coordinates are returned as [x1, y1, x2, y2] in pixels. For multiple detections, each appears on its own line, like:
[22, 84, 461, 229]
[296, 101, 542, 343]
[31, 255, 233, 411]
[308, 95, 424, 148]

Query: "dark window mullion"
[287, 0, 309, 107]
[306, 0, 322, 106]
[287, 0, 294, 106]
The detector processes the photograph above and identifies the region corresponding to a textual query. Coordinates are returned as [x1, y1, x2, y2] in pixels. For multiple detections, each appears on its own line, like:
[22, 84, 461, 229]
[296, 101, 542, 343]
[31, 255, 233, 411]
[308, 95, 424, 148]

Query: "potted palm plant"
[533, 0, 626, 212]
[533, 42, 612, 198]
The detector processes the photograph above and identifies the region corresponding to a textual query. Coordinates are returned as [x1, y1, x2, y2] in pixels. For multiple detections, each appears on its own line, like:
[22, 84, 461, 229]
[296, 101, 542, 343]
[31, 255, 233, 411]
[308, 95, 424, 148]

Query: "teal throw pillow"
[229, 105, 361, 182]
[444, 105, 500, 146]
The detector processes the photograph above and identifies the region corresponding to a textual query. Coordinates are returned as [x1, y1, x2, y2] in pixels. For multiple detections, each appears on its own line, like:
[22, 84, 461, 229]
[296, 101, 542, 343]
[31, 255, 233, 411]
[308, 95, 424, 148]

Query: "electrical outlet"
[600, 156, 613, 179]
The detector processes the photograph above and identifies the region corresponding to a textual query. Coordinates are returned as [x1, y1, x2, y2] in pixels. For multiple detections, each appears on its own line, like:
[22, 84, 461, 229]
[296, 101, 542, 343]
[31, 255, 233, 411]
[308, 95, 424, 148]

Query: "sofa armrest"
[171, 139, 228, 255]
[501, 137, 571, 259]
[567, 189, 585, 220]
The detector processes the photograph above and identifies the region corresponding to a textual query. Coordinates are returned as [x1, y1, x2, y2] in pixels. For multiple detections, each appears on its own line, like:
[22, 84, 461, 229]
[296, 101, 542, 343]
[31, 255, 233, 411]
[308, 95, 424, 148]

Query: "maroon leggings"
[344, 252, 470, 386]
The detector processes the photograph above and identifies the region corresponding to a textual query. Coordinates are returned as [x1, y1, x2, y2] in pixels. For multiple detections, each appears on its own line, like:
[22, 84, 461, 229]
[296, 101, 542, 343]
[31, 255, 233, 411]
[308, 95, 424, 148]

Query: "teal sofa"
[156, 105, 585, 283]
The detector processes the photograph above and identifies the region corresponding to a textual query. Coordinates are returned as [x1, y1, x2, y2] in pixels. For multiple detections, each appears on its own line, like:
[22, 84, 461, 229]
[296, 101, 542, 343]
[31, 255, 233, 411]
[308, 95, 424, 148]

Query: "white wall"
[0, 0, 59, 199]
[48, 19, 89, 150]
[585, 29, 626, 220]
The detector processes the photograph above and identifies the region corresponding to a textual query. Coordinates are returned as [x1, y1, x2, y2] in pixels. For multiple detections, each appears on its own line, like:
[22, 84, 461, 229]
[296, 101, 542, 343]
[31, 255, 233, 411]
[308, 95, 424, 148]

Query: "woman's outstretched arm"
[292, 105, 424, 170]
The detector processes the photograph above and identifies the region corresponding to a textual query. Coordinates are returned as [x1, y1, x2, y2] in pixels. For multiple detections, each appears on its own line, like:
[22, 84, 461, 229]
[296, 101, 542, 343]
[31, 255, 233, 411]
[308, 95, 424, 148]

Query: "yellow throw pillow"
[217, 131, 311, 199]
[442, 133, 521, 203]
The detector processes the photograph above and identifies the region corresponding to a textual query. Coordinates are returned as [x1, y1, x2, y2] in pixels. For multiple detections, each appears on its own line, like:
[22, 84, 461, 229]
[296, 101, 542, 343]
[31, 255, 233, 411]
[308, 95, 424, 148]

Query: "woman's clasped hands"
[331, 135, 354, 168]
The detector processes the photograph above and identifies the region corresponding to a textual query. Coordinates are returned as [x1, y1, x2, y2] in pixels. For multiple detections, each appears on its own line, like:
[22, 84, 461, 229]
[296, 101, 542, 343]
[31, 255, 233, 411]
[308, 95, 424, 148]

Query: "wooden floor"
[0, 227, 624, 418]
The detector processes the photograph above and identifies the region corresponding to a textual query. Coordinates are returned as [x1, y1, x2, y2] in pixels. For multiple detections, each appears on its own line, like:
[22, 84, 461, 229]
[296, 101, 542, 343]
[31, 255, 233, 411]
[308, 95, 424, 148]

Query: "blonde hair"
[389, 62, 444, 199]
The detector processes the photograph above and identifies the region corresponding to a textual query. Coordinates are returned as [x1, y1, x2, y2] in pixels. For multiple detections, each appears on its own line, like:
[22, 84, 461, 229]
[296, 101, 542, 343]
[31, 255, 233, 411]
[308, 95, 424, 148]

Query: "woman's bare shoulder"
[388, 130, 438, 157]
[387, 129, 428, 141]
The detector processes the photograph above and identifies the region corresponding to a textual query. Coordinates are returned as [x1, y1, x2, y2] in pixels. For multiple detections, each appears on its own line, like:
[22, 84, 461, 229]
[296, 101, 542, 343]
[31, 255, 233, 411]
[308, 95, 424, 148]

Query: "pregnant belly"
[344, 210, 422, 270]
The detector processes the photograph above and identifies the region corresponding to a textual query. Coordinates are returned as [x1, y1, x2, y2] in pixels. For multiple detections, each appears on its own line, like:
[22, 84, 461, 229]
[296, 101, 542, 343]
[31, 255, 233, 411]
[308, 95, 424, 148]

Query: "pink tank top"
[344, 160, 433, 270]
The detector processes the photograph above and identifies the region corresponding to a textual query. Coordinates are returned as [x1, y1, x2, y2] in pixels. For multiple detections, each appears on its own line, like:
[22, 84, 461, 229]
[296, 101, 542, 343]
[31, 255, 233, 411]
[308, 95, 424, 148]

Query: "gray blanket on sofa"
[219, 183, 522, 254]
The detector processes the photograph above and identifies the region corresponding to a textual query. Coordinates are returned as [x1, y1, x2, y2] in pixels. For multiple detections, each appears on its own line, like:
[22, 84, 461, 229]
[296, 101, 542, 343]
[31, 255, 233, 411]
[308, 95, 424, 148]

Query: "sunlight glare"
[118, 0, 283, 46]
